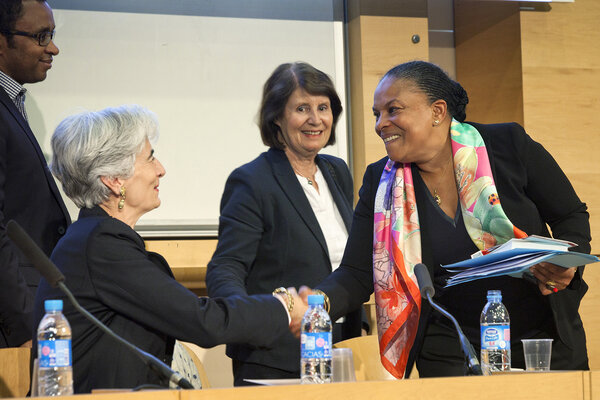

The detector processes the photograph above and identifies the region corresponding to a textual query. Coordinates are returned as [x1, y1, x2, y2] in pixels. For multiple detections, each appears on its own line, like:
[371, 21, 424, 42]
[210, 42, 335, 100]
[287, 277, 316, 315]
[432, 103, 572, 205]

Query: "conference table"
[11, 370, 600, 400]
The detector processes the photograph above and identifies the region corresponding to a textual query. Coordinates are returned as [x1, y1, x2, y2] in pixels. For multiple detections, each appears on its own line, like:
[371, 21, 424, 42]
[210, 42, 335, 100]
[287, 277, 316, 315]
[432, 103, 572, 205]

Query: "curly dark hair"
[0, 0, 46, 47]
[383, 61, 469, 122]
[259, 62, 343, 150]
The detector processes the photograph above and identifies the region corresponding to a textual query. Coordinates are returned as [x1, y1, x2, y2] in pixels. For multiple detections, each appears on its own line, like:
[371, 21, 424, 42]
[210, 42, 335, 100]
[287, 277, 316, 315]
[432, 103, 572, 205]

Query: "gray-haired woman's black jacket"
[33, 205, 289, 393]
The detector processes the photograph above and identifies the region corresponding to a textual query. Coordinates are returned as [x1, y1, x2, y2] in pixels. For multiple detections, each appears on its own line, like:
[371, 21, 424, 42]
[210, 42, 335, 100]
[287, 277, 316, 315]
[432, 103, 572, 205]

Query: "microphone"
[6, 220, 195, 390]
[414, 263, 483, 376]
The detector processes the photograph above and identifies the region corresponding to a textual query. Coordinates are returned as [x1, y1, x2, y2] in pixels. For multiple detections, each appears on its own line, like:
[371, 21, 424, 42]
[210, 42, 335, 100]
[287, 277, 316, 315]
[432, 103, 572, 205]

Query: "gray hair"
[50, 104, 159, 208]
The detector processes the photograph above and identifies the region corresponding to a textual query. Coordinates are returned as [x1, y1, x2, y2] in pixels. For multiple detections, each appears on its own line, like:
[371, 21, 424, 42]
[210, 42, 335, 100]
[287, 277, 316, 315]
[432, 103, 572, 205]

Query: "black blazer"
[206, 148, 362, 373]
[318, 122, 590, 374]
[33, 206, 289, 393]
[0, 87, 70, 347]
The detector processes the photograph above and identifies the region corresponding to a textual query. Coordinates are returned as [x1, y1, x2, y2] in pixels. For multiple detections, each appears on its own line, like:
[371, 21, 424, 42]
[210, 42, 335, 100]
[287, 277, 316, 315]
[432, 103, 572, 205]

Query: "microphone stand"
[414, 263, 483, 376]
[423, 291, 483, 376]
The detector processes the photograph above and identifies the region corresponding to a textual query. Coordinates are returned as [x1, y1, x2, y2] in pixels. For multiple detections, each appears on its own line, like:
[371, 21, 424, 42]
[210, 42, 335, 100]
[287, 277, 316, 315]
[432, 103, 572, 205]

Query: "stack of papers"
[443, 237, 599, 287]
[470, 235, 575, 258]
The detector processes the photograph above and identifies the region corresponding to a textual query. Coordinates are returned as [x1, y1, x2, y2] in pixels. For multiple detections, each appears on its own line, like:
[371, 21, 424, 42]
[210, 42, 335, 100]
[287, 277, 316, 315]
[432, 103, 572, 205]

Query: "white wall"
[28, 3, 346, 236]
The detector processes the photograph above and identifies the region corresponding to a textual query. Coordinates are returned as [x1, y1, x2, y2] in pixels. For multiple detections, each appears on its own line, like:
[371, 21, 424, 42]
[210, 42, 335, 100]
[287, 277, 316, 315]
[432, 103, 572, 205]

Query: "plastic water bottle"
[480, 290, 511, 374]
[300, 294, 332, 384]
[37, 299, 74, 396]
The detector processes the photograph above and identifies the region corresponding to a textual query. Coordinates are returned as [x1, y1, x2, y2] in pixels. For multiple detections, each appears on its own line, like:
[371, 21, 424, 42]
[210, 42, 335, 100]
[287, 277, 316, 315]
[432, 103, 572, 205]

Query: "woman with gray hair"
[33, 104, 303, 393]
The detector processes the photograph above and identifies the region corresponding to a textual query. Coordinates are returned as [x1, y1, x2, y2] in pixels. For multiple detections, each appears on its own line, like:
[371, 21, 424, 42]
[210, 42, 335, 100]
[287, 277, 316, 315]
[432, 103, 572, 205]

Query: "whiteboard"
[27, 1, 347, 236]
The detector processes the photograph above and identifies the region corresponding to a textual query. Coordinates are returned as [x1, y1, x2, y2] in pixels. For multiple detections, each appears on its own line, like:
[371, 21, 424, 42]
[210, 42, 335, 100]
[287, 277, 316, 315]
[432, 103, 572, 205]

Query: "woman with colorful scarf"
[309, 61, 591, 378]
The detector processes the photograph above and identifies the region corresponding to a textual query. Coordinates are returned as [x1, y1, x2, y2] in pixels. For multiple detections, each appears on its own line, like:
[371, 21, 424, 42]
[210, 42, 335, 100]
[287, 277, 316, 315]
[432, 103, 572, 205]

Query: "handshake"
[272, 286, 319, 337]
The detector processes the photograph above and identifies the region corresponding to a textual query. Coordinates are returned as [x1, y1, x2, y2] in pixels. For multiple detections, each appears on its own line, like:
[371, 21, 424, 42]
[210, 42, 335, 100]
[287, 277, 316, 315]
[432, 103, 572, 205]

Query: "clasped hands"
[272, 286, 313, 337]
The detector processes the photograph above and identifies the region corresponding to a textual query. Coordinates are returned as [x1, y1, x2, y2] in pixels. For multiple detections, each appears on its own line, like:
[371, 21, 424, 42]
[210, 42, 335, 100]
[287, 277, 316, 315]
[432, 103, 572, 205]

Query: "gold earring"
[434, 119, 440, 126]
[118, 186, 126, 210]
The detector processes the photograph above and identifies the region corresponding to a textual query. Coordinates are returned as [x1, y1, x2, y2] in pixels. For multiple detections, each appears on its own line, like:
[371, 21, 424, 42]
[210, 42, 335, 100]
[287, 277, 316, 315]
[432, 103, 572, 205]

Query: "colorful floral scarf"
[373, 119, 526, 378]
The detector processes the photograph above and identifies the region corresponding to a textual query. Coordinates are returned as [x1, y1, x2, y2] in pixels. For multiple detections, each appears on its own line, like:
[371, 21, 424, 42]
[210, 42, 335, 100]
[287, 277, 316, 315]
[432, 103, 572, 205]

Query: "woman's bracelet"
[272, 287, 294, 313]
[313, 289, 330, 314]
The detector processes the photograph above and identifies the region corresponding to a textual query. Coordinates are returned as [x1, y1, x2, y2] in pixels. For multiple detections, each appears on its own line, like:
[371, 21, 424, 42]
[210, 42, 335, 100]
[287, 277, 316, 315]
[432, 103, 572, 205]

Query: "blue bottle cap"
[487, 290, 502, 301]
[307, 294, 324, 306]
[44, 299, 63, 312]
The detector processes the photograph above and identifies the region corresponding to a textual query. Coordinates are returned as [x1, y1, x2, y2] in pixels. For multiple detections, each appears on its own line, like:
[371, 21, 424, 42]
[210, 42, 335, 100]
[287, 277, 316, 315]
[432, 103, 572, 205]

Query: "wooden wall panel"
[145, 239, 217, 296]
[454, 1, 524, 125]
[348, 13, 428, 198]
[519, 0, 600, 253]
[456, 0, 598, 253]
[519, 0, 600, 370]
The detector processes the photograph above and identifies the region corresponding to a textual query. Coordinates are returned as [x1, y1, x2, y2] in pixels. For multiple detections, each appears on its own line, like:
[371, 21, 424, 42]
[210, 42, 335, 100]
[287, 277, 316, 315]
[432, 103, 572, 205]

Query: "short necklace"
[431, 159, 453, 206]
[293, 165, 317, 186]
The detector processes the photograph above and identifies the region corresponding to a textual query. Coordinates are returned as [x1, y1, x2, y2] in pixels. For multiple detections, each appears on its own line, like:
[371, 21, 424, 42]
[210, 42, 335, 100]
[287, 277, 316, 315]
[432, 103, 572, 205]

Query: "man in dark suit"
[0, 0, 70, 347]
